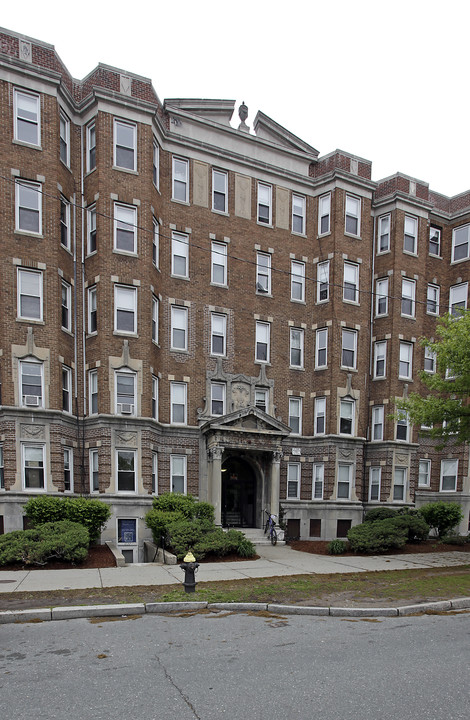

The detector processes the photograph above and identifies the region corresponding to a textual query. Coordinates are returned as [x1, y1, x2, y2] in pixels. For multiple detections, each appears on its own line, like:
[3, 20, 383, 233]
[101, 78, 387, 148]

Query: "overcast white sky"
[2, 0, 469, 196]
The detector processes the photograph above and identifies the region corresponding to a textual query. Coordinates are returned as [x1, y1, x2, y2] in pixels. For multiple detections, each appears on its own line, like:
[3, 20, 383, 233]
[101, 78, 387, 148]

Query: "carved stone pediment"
[20, 424, 45, 440]
[201, 406, 290, 437]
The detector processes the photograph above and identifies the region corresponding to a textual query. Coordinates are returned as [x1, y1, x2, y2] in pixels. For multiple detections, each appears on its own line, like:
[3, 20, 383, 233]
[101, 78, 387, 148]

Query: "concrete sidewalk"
[1, 544, 468, 594]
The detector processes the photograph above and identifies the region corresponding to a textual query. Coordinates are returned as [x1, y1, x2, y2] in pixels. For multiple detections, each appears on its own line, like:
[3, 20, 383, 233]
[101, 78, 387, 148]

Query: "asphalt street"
[1, 610, 469, 719]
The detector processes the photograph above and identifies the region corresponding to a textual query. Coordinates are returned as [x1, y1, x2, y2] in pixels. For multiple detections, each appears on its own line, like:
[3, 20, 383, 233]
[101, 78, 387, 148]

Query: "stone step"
[237, 527, 286, 546]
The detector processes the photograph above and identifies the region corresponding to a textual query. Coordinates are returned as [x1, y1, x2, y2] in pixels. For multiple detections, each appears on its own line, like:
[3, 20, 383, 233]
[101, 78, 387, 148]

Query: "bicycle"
[264, 509, 277, 546]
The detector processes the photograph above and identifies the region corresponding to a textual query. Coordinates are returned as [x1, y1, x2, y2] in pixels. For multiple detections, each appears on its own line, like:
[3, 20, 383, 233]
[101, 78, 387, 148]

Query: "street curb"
[1, 597, 469, 624]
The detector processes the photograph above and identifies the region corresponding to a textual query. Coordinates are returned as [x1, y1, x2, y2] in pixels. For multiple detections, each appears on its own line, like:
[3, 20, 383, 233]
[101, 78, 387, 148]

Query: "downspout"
[80, 125, 87, 493]
[72, 190, 80, 492]
[363, 214, 377, 518]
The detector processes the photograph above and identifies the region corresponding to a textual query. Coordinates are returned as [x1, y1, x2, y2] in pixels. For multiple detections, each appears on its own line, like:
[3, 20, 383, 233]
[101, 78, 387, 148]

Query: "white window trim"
[211, 242, 227, 286]
[152, 296, 159, 345]
[375, 277, 388, 317]
[211, 381, 226, 417]
[424, 346, 436, 374]
[14, 88, 40, 147]
[61, 280, 72, 332]
[113, 118, 137, 172]
[153, 139, 160, 190]
[372, 405, 384, 441]
[172, 156, 189, 203]
[152, 376, 159, 421]
[86, 121, 96, 173]
[171, 305, 188, 351]
[20, 359, 44, 408]
[343, 261, 359, 304]
[170, 454, 187, 494]
[451, 224, 470, 263]
[22, 443, 46, 492]
[345, 194, 361, 237]
[313, 463, 324, 500]
[377, 214, 390, 253]
[341, 329, 357, 370]
[393, 467, 407, 502]
[317, 261, 329, 303]
[318, 193, 331, 236]
[404, 215, 418, 255]
[399, 342, 413, 380]
[59, 110, 70, 167]
[115, 370, 137, 416]
[337, 463, 352, 500]
[339, 399, 355, 436]
[114, 202, 137, 255]
[256, 252, 271, 294]
[88, 286, 97, 335]
[153, 218, 160, 268]
[170, 382, 187, 425]
[116, 449, 137, 494]
[89, 369, 98, 415]
[314, 396, 326, 436]
[114, 285, 137, 335]
[426, 283, 440, 316]
[257, 182, 272, 225]
[17, 268, 43, 321]
[152, 452, 158, 494]
[87, 204, 97, 255]
[212, 169, 228, 214]
[369, 466, 381, 502]
[440, 459, 458, 492]
[449, 283, 468, 316]
[211, 312, 227, 357]
[15, 179, 42, 235]
[62, 365, 72, 413]
[291, 261, 305, 302]
[171, 231, 189, 278]
[60, 196, 71, 250]
[90, 448, 99, 493]
[288, 397, 302, 435]
[255, 321, 270, 363]
[290, 328, 304, 369]
[292, 194, 306, 235]
[418, 459, 431, 488]
[373, 340, 387, 379]
[396, 410, 409, 442]
[287, 462, 300, 500]
[429, 226, 441, 257]
[401, 278, 416, 318]
[315, 328, 328, 370]
[64, 447, 73, 492]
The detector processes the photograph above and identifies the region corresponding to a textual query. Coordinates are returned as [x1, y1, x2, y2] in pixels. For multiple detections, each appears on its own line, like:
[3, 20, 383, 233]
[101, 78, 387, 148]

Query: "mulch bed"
[289, 539, 470, 556]
[0, 544, 117, 572]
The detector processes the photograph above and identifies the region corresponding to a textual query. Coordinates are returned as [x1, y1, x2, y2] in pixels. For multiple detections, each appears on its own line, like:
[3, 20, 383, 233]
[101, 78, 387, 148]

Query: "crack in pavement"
[155, 654, 201, 719]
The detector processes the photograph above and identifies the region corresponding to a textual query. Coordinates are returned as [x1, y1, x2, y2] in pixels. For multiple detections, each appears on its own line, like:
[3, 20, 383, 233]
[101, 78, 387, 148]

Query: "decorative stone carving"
[232, 382, 250, 410]
[120, 75, 131, 96]
[338, 447, 354, 460]
[115, 431, 137, 446]
[19, 40, 32, 63]
[396, 453, 409, 465]
[21, 424, 45, 439]
[238, 101, 249, 133]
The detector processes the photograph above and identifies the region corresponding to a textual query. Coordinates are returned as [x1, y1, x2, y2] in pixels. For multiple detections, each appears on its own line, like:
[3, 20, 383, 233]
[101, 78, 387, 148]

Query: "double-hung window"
[257, 182, 272, 224]
[152, 376, 159, 421]
[89, 370, 98, 415]
[337, 464, 352, 499]
[401, 278, 416, 318]
[440, 459, 458, 492]
[318, 193, 331, 235]
[396, 410, 409, 441]
[116, 450, 136, 493]
[255, 388, 268, 413]
[172, 157, 189, 202]
[114, 119, 136, 171]
[313, 463, 324, 499]
[87, 204, 97, 254]
[152, 296, 159, 344]
[418, 459, 431, 488]
[171, 232, 189, 278]
[424, 346, 436, 374]
[114, 203, 137, 254]
[170, 382, 187, 425]
[399, 342, 412, 380]
[288, 397, 302, 435]
[62, 366, 72, 412]
[64, 448, 73, 492]
[171, 306, 188, 351]
[0, 447, 4, 490]
[290, 328, 304, 369]
[86, 122, 96, 172]
[452, 224, 470, 262]
[345, 195, 360, 236]
[153, 140, 160, 189]
[14, 89, 40, 146]
[372, 405, 384, 440]
[292, 194, 306, 234]
[16, 180, 41, 234]
[404, 215, 418, 254]
[287, 463, 300, 499]
[18, 268, 43, 321]
[114, 285, 137, 334]
[61, 280, 71, 331]
[152, 452, 158, 494]
[375, 277, 388, 316]
[59, 111, 70, 166]
[211, 313, 226, 356]
[211, 242, 227, 286]
[369, 467, 381, 501]
[256, 252, 271, 294]
[211, 382, 226, 416]
[426, 284, 439, 315]
[374, 340, 387, 379]
[393, 468, 406, 501]
[116, 371, 136, 415]
[449, 283, 468, 316]
[212, 169, 228, 213]
[20, 360, 43, 407]
[171, 455, 187, 493]
[88, 286, 97, 334]
[339, 399, 354, 435]
[429, 227, 441, 256]
[22, 444, 45, 490]
[378, 214, 390, 253]
[291, 261, 305, 302]
[152, 218, 160, 268]
[343, 262, 359, 303]
[315, 328, 328, 369]
[314, 396, 326, 435]
[90, 449, 99, 493]
[60, 197, 71, 249]
[255, 321, 270, 363]
[317, 261, 329, 302]
[341, 329, 357, 369]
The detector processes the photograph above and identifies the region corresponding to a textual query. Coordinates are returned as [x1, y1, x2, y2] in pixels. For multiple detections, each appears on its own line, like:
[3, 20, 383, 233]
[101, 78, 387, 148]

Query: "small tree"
[397, 311, 470, 448]
[418, 502, 463, 538]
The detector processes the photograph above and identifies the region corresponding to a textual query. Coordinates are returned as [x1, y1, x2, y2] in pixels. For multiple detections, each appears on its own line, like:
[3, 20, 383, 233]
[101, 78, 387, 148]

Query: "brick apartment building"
[0, 28, 468, 560]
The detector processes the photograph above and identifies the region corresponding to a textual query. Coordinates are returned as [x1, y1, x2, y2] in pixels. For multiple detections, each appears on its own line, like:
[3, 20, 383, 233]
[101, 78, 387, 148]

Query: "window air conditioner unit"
[24, 395, 40, 406]
[120, 403, 134, 414]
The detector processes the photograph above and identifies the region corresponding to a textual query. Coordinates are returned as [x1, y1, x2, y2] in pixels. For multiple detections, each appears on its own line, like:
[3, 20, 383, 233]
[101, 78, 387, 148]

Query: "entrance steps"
[239, 527, 286, 546]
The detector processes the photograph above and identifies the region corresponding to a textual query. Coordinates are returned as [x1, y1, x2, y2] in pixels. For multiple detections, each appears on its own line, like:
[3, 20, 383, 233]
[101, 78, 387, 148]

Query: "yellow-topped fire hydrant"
[180, 551, 199, 593]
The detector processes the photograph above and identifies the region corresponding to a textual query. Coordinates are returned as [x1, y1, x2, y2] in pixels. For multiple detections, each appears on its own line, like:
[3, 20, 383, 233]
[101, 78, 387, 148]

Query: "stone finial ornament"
[238, 101, 249, 133]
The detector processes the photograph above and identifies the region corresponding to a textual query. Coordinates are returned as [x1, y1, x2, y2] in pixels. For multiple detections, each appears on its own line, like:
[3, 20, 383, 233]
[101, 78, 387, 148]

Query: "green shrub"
[392, 510, 430, 542]
[24, 496, 110, 542]
[151, 493, 197, 518]
[328, 539, 347, 555]
[418, 502, 463, 539]
[145, 509, 185, 544]
[440, 534, 467, 545]
[0, 521, 89, 566]
[166, 518, 205, 560]
[347, 519, 408, 554]
[237, 538, 256, 558]
[364, 507, 398, 523]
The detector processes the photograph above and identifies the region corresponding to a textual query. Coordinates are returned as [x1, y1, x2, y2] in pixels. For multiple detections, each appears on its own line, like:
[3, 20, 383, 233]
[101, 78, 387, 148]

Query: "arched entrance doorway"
[221, 457, 257, 527]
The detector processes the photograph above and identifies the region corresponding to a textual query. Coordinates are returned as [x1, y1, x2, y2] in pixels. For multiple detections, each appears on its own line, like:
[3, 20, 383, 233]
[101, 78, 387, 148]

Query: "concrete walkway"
[1, 544, 468, 594]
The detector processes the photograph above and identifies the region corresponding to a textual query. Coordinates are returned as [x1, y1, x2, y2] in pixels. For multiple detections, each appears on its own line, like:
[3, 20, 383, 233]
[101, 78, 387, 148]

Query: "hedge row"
[24, 496, 111, 541]
[0, 521, 89, 566]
